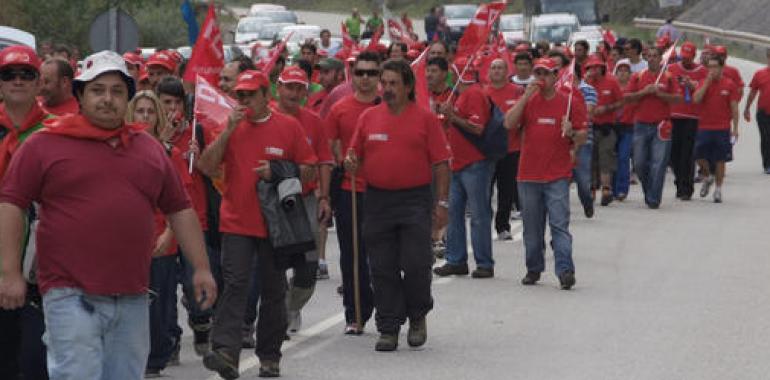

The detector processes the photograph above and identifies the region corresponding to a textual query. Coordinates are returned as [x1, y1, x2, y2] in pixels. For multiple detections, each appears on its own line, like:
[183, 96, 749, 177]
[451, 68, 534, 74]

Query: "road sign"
[88, 8, 139, 53]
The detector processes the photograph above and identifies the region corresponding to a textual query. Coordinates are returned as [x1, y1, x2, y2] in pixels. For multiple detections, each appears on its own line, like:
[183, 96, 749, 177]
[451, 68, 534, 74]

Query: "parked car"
[443, 4, 478, 43]
[499, 14, 525, 45]
[0, 26, 35, 50]
[248, 3, 286, 16]
[257, 22, 295, 45]
[259, 10, 299, 24]
[529, 13, 580, 45]
[235, 16, 272, 44]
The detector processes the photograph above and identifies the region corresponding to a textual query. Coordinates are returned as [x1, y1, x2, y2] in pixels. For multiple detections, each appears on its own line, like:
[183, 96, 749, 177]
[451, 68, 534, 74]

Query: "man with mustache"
[38, 58, 79, 116]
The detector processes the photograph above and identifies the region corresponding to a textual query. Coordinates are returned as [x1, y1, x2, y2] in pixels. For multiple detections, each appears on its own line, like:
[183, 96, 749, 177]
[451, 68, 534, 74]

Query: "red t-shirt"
[350, 102, 451, 190]
[324, 94, 378, 191]
[39, 96, 80, 117]
[219, 112, 317, 238]
[749, 67, 770, 113]
[628, 69, 679, 124]
[485, 83, 523, 152]
[448, 84, 490, 171]
[667, 62, 708, 119]
[723, 65, 744, 99]
[171, 126, 212, 230]
[697, 76, 740, 131]
[588, 75, 624, 125]
[307, 89, 329, 114]
[0, 127, 191, 295]
[284, 107, 334, 194]
[618, 81, 637, 125]
[518, 91, 587, 182]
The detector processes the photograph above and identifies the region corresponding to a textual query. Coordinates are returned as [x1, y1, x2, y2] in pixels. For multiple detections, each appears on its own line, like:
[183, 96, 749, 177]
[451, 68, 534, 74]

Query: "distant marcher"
[744, 48, 770, 174]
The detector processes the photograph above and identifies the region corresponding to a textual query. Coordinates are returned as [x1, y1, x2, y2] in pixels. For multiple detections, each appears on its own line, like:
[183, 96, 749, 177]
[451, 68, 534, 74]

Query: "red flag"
[341, 22, 355, 49]
[555, 60, 575, 91]
[602, 28, 617, 46]
[387, 19, 419, 49]
[260, 32, 293, 76]
[366, 29, 382, 51]
[183, 4, 224, 84]
[194, 75, 237, 134]
[411, 48, 430, 110]
[456, 1, 507, 60]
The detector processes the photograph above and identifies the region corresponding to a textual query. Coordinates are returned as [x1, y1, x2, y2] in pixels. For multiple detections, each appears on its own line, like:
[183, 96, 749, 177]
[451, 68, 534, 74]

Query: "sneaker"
[521, 271, 541, 285]
[258, 360, 280, 378]
[144, 368, 162, 378]
[700, 176, 714, 198]
[559, 271, 576, 290]
[344, 323, 364, 335]
[192, 326, 211, 357]
[316, 262, 330, 280]
[375, 333, 399, 351]
[713, 188, 722, 203]
[583, 204, 594, 218]
[432, 240, 446, 259]
[287, 310, 301, 333]
[471, 267, 494, 278]
[497, 230, 513, 241]
[407, 318, 427, 347]
[202, 350, 239, 380]
[432, 263, 469, 277]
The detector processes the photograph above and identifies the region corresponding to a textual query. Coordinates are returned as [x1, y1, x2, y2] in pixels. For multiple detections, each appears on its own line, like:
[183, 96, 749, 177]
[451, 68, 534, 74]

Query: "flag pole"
[655, 36, 682, 84]
[350, 171, 362, 330]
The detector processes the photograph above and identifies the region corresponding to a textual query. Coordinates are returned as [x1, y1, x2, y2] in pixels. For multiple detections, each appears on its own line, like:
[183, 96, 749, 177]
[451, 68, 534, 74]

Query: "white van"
[529, 13, 580, 45]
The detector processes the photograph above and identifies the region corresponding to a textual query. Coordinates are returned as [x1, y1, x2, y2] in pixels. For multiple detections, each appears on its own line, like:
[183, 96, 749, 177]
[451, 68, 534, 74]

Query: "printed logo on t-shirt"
[720, 90, 730, 96]
[505, 99, 517, 106]
[368, 133, 388, 142]
[537, 117, 557, 125]
[602, 90, 612, 95]
[265, 146, 285, 157]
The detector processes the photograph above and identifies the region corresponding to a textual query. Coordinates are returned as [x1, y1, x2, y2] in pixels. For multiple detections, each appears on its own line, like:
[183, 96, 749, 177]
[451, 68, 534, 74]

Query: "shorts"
[593, 124, 617, 174]
[694, 129, 731, 163]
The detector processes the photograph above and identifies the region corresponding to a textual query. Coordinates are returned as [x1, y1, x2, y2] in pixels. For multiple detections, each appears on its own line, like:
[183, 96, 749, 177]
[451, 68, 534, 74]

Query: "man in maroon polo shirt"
[346, 58, 451, 351]
[198, 69, 317, 379]
[0, 50, 217, 380]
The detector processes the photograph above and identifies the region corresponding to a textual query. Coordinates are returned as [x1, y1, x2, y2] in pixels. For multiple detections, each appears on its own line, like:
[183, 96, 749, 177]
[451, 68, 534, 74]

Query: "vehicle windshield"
[541, 0, 597, 25]
[443, 5, 477, 19]
[500, 16, 523, 30]
[238, 19, 270, 33]
[533, 25, 574, 43]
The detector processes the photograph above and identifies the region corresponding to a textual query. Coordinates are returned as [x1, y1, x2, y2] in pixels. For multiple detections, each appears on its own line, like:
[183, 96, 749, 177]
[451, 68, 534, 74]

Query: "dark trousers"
[180, 235, 223, 327]
[492, 151, 520, 233]
[670, 118, 699, 197]
[211, 234, 287, 364]
[148, 255, 179, 370]
[334, 189, 374, 325]
[364, 186, 434, 334]
[757, 110, 770, 169]
[0, 309, 20, 379]
[0, 287, 48, 380]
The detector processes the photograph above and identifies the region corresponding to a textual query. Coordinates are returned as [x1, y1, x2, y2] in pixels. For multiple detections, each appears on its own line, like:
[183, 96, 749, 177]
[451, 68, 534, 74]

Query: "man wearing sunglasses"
[199, 70, 317, 379]
[503, 57, 588, 290]
[323, 51, 381, 335]
[0, 44, 50, 380]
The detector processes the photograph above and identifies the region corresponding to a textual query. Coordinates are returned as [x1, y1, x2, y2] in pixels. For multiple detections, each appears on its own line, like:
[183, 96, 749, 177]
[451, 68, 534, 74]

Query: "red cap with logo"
[0, 45, 42, 72]
[679, 41, 697, 59]
[278, 66, 309, 87]
[234, 70, 269, 91]
[533, 58, 559, 72]
[584, 55, 606, 69]
[146, 51, 177, 73]
[123, 52, 143, 67]
[712, 45, 728, 56]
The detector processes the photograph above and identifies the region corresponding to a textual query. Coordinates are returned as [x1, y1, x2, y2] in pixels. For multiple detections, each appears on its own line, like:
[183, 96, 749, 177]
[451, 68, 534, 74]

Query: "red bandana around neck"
[41, 114, 146, 147]
[0, 102, 48, 178]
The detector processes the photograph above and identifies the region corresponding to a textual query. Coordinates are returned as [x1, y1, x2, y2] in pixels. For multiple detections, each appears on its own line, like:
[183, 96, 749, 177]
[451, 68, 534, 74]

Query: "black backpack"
[456, 97, 509, 161]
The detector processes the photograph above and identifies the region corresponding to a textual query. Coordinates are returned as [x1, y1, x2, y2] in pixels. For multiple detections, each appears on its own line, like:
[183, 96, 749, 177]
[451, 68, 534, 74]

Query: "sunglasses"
[353, 69, 380, 78]
[0, 69, 37, 82]
[235, 90, 258, 100]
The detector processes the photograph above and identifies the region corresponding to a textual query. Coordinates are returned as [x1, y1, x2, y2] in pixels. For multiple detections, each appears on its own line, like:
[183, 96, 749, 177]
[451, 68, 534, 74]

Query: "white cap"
[74, 50, 136, 98]
[613, 58, 632, 76]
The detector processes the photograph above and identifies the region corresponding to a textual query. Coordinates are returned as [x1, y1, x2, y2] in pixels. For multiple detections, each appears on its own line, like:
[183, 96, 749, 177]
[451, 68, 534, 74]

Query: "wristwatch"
[437, 200, 450, 209]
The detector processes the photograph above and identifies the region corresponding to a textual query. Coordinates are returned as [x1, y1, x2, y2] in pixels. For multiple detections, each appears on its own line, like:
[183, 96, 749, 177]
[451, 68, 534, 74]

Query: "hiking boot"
[203, 350, 239, 380]
[700, 176, 714, 198]
[316, 262, 330, 280]
[192, 323, 211, 357]
[433, 263, 469, 277]
[258, 360, 280, 378]
[713, 188, 722, 203]
[497, 230, 513, 241]
[375, 333, 399, 352]
[521, 271, 541, 285]
[407, 318, 427, 347]
[559, 271, 576, 290]
[471, 267, 494, 278]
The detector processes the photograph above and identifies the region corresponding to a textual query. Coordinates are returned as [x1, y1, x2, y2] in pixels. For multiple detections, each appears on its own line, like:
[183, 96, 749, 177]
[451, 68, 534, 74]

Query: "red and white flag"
[411, 48, 431, 110]
[194, 75, 237, 134]
[341, 22, 355, 49]
[260, 32, 293, 75]
[183, 4, 224, 84]
[456, 1, 507, 60]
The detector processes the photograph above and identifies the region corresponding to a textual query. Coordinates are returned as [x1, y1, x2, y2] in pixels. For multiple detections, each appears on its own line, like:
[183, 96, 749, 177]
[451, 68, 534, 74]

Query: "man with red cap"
[486, 58, 524, 238]
[39, 58, 79, 116]
[667, 41, 707, 200]
[275, 66, 334, 334]
[745, 48, 770, 174]
[198, 69, 317, 378]
[504, 57, 588, 290]
[0, 50, 217, 380]
[345, 58, 450, 351]
[712, 46, 744, 99]
[123, 52, 143, 83]
[146, 50, 178, 88]
[0, 44, 51, 380]
[433, 57, 495, 279]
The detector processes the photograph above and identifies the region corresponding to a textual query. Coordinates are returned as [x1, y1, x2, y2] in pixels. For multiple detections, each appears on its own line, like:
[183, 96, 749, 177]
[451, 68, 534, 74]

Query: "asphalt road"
[169, 13, 770, 378]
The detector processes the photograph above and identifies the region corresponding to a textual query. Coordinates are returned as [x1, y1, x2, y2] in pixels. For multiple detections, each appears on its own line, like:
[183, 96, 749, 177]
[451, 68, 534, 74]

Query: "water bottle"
[684, 84, 692, 104]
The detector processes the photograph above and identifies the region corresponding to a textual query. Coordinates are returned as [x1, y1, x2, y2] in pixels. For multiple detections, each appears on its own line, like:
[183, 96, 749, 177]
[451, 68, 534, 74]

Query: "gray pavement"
[165, 28, 770, 379]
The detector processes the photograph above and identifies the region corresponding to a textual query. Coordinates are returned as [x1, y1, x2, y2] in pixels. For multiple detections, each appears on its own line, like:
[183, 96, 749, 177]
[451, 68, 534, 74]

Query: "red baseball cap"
[0, 45, 41, 72]
[533, 58, 558, 72]
[656, 36, 671, 48]
[146, 51, 177, 73]
[278, 66, 309, 87]
[234, 70, 269, 91]
[713, 45, 728, 56]
[584, 55, 606, 70]
[122, 52, 143, 67]
[679, 42, 697, 59]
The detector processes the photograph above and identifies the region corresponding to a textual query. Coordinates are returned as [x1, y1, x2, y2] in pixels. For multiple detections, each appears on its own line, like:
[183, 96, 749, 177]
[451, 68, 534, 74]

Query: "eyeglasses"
[353, 69, 380, 78]
[235, 90, 258, 100]
[0, 69, 37, 82]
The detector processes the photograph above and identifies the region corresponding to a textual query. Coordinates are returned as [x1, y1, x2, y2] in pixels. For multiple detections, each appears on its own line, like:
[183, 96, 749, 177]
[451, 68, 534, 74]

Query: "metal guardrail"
[634, 17, 770, 47]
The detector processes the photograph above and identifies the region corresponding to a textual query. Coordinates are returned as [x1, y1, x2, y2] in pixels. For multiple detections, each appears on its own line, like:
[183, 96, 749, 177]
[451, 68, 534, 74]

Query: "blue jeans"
[572, 132, 594, 210]
[42, 287, 149, 380]
[446, 160, 495, 269]
[633, 123, 672, 206]
[518, 179, 574, 275]
[613, 127, 634, 197]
